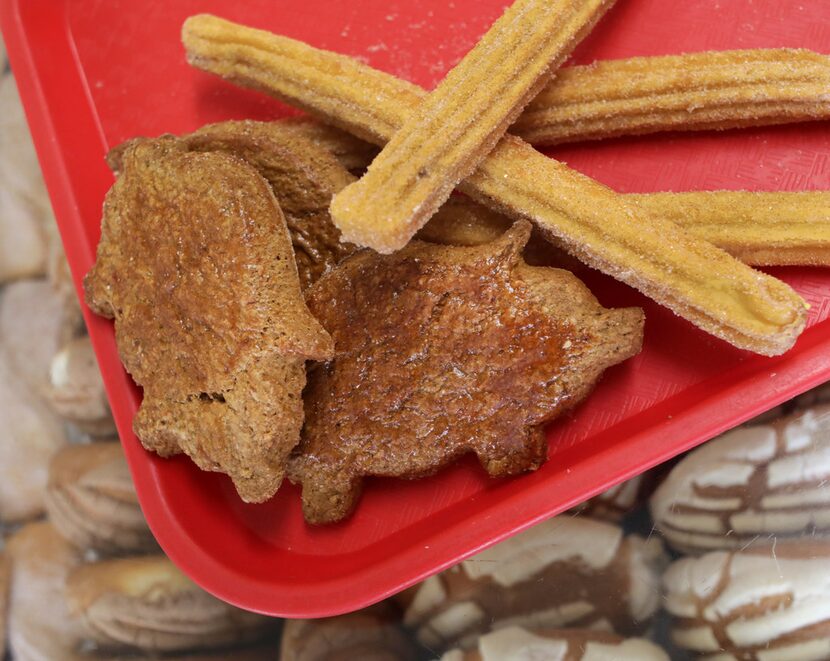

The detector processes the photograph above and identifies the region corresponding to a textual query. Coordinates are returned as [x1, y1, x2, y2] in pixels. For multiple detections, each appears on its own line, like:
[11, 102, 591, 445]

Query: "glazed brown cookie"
[400, 516, 666, 651]
[277, 116, 379, 174]
[289, 222, 643, 524]
[108, 120, 357, 290]
[664, 540, 830, 660]
[85, 137, 332, 503]
[184, 120, 356, 289]
[651, 403, 830, 554]
[441, 626, 669, 660]
[280, 603, 417, 661]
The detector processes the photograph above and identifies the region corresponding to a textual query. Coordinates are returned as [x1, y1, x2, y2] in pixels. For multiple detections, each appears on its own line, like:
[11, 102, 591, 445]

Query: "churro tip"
[181, 13, 206, 36]
[330, 195, 408, 254]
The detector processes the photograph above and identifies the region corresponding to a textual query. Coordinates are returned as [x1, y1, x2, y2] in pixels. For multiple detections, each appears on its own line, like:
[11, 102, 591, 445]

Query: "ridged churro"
[422, 192, 830, 267]
[182, 15, 808, 355]
[329, 0, 616, 253]
[513, 49, 830, 145]
[268, 48, 830, 156]
[632, 191, 830, 267]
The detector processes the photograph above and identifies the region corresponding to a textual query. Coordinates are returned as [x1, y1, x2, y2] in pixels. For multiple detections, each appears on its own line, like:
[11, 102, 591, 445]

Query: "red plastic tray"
[3, 0, 830, 617]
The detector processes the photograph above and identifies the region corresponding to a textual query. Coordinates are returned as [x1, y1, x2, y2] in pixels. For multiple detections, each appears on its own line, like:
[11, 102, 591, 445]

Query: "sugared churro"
[422, 192, 830, 267]
[329, 0, 616, 253]
[272, 49, 830, 154]
[513, 49, 830, 145]
[631, 191, 830, 267]
[182, 15, 808, 356]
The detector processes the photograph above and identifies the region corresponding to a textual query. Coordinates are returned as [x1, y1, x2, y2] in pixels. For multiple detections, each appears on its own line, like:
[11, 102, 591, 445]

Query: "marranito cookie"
[664, 540, 830, 660]
[85, 137, 332, 503]
[291, 223, 643, 523]
[440, 626, 669, 660]
[400, 516, 666, 650]
[108, 120, 357, 290]
[651, 403, 830, 554]
[281, 603, 418, 661]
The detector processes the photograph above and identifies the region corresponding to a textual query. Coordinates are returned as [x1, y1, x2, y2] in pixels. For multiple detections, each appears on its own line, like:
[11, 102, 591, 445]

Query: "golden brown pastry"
[45, 442, 157, 555]
[259, 50, 830, 152]
[290, 222, 643, 524]
[291, 131, 830, 269]
[65, 555, 275, 653]
[329, 0, 616, 253]
[630, 190, 830, 267]
[182, 15, 807, 356]
[280, 603, 417, 661]
[6, 522, 86, 661]
[84, 137, 332, 503]
[422, 191, 830, 268]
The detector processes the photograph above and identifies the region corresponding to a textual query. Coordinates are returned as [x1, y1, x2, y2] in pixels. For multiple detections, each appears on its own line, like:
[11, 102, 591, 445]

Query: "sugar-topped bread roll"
[663, 540, 830, 660]
[440, 626, 669, 660]
[651, 404, 830, 554]
[401, 516, 666, 650]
